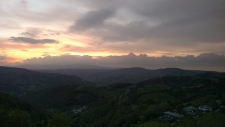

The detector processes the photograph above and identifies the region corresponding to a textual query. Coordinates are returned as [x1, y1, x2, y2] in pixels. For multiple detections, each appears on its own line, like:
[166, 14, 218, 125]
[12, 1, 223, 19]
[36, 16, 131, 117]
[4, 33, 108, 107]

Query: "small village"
[72, 106, 86, 114]
[158, 100, 224, 123]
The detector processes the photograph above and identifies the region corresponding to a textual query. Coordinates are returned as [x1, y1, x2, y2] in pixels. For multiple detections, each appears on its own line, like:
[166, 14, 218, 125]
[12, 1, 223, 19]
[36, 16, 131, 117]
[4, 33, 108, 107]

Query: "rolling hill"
[20, 74, 225, 127]
[38, 67, 209, 84]
[0, 66, 92, 96]
[1, 66, 224, 127]
[0, 91, 73, 127]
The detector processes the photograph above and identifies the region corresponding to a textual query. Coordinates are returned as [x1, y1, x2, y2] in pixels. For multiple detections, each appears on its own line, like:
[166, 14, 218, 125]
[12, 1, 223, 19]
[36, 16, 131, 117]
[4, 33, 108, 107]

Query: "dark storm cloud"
[134, 0, 225, 43]
[146, 10, 225, 43]
[128, 0, 224, 19]
[20, 53, 225, 72]
[69, 0, 225, 43]
[9, 37, 58, 44]
[69, 7, 115, 32]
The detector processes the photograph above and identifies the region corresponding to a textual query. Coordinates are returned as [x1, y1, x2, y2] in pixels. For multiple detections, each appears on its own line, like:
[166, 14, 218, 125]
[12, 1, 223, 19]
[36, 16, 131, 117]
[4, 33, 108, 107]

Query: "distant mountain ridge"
[1, 66, 223, 96]
[38, 67, 215, 84]
[0, 66, 91, 95]
[18, 63, 115, 70]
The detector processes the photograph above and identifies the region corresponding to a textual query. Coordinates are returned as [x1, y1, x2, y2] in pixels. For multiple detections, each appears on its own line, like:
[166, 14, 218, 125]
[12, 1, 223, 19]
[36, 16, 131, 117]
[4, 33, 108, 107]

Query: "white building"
[198, 105, 212, 112]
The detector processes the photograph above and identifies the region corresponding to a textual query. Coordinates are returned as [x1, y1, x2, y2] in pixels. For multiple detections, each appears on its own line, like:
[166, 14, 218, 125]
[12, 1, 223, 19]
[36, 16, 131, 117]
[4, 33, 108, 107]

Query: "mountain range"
[38, 67, 217, 84]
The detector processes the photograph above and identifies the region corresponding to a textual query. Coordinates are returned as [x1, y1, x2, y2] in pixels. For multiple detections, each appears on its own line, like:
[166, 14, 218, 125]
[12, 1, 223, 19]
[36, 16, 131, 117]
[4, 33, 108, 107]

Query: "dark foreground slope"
[0, 66, 91, 96]
[0, 92, 72, 127]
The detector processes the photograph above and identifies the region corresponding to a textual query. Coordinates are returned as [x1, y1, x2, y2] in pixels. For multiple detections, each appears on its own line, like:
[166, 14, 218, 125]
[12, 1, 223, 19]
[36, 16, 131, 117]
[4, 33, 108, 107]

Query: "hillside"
[38, 67, 208, 84]
[0, 66, 91, 96]
[2, 66, 225, 127]
[21, 83, 134, 109]
[21, 74, 225, 127]
[71, 75, 225, 127]
[0, 92, 72, 127]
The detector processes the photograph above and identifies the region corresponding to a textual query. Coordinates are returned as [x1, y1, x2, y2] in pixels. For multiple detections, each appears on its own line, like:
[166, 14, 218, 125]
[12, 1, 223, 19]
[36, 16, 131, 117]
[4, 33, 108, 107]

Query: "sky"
[0, 0, 225, 71]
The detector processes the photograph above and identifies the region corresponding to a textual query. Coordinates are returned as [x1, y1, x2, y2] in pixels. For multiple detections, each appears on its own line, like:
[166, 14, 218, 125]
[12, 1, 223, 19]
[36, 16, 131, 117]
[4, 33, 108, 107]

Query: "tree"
[4, 110, 33, 127]
[47, 112, 72, 127]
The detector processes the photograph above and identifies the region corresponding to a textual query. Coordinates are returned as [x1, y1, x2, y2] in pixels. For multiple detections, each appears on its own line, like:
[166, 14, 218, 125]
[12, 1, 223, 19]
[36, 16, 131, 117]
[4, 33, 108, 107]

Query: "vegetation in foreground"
[0, 92, 72, 127]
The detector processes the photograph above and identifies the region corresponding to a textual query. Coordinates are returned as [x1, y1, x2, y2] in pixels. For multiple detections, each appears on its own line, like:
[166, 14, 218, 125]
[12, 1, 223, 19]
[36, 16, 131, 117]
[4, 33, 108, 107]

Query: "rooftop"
[164, 111, 183, 118]
[183, 106, 196, 111]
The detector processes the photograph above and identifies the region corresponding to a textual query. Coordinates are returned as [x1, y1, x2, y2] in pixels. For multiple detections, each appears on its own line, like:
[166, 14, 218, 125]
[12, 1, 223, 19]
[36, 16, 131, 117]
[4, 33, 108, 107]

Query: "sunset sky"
[0, 0, 224, 71]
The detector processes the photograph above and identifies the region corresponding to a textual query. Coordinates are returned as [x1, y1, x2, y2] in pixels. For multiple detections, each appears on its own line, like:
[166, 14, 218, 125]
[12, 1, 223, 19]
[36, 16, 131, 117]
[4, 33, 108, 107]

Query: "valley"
[0, 66, 225, 127]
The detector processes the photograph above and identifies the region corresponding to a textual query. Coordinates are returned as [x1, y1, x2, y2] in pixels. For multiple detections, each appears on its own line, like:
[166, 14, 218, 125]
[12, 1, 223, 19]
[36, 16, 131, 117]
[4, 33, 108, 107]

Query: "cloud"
[19, 53, 225, 72]
[18, 0, 28, 12]
[20, 32, 35, 37]
[0, 55, 7, 60]
[131, 0, 225, 43]
[9, 37, 58, 44]
[0, 54, 13, 66]
[83, 0, 123, 8]
[67, 0, 225, 44]
[1, 0, 225, 60]
[69, 7, 116, 32]
[0, 20, 21, 29]
[23, 28, 43, 36]
[0, 0, 80, 27]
